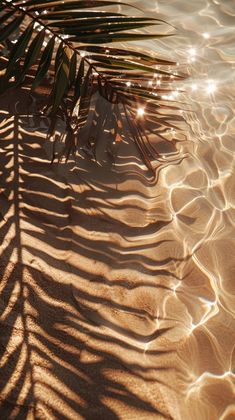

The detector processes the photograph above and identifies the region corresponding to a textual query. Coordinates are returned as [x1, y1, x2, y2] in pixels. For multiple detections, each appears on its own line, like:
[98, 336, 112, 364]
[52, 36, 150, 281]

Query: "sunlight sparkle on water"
[188, 48, 197, 63]
[137, 108, 145, 117]
[189, 48, 196, 56]
[206, 81, 217, 94]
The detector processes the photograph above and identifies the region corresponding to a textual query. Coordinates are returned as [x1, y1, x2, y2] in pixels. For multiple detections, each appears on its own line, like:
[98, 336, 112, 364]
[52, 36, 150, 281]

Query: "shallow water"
[0, 1, 234, 419]
[132, 0, 235, 418]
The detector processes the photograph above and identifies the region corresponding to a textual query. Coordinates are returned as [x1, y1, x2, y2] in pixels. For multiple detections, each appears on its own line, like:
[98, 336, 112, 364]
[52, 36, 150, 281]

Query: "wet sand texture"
[1, 0, 235, 418]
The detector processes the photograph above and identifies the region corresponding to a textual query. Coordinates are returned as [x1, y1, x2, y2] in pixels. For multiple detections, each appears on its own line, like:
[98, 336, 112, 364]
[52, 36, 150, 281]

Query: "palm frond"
[0, 0, 186, 171]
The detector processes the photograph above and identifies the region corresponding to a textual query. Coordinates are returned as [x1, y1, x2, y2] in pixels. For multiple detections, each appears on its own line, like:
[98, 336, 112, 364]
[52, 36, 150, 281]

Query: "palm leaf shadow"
[0, 0, 187, 171]
[0, 96, 185, 418]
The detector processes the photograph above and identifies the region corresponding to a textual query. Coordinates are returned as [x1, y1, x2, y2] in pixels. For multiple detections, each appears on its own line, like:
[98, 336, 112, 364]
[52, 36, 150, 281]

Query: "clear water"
[0, 1, 234, 418]
[132, 1, 235, 418]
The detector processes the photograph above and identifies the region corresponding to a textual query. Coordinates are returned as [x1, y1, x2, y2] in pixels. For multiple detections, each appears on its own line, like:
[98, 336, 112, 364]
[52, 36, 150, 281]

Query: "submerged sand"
[1, 1, 235, 418]
[0, 87, 234, 419]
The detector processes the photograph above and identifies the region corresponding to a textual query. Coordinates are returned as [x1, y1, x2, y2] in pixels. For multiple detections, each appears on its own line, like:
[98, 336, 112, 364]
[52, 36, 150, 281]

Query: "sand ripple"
[0, 0, 235, 418]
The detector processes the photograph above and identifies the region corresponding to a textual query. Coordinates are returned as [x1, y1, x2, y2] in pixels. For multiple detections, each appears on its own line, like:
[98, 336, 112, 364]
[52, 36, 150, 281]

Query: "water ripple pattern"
[0, 0, 234, 419]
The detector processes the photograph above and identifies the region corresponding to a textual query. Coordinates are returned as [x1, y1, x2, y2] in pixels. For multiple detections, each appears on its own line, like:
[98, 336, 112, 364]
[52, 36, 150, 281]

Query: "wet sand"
[1, 0, 235, 418]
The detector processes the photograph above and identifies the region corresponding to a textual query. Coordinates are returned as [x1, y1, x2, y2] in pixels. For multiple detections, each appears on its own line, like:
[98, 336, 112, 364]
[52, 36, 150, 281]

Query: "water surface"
[0, 0, 234, 418]
[132, 0, 235, 418]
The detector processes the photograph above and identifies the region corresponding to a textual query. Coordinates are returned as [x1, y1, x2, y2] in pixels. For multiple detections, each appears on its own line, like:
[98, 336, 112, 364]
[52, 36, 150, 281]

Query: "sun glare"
[206, 81, 217, 94]
[137, 108, 145, 117]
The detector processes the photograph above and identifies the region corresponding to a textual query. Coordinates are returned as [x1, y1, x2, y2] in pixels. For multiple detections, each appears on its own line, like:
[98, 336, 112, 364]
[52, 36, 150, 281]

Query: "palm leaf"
[0, 0, 186, 171]
[32, 36, 55, 90]
[5, 22, 34, 78]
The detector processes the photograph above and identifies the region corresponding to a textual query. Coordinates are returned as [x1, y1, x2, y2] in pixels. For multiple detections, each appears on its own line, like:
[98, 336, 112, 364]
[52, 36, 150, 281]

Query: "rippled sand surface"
[0, 0, 235, 419]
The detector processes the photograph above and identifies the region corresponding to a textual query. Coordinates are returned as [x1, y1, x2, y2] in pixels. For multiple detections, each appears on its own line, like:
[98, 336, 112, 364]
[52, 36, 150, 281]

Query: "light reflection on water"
[19, 0, 234, 413]
[0, 1, 234, 419]
[131, 0, 235, 418]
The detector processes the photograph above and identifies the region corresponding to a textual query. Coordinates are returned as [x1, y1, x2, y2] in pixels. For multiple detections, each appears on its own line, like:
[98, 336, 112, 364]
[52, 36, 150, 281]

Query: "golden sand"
[1, 0, 235, 418]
